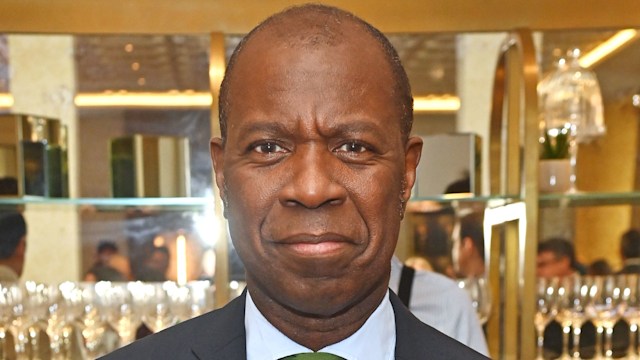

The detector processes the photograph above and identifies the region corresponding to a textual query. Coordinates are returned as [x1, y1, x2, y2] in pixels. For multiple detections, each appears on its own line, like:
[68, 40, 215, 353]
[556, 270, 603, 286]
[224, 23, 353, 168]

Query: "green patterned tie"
[279, 352, 346, 360]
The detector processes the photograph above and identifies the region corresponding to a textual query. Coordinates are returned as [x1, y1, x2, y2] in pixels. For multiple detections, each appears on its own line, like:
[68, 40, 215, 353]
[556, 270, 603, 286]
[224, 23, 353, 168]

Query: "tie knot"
[280, 352, 346, 360]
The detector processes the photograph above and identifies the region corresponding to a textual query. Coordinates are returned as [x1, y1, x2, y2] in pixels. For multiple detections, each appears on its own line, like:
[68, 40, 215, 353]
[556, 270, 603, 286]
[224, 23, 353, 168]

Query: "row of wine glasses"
[535, 274, 640, 360]
[0, 280, 214, 359]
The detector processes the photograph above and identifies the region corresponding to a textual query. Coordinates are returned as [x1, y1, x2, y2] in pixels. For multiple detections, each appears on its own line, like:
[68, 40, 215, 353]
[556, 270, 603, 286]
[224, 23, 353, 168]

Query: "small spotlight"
[124, 43, 134, 52]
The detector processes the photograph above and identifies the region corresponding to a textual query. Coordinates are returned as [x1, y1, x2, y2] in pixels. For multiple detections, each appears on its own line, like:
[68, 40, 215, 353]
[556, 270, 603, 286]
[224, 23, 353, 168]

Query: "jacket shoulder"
[390, 291, 490, 359]
[100, 293, 247, 360]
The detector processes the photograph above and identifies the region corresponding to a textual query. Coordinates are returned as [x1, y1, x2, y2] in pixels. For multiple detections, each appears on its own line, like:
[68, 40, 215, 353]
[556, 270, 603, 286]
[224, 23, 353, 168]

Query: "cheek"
[346, 171, 403, 253]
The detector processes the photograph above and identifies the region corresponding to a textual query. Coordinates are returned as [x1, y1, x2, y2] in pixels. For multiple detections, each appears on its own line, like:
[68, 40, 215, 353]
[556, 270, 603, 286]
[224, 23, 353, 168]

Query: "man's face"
[211, 25, 422, 316]
[536, 251, 571, 279]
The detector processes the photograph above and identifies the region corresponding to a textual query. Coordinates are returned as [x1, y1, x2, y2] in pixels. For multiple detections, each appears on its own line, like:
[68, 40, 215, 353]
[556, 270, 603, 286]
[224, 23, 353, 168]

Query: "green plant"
[540, 130, 569, 160]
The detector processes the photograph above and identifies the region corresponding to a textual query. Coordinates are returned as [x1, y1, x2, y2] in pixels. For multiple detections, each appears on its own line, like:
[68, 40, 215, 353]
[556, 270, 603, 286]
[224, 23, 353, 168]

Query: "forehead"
[225, 20, 399, 124]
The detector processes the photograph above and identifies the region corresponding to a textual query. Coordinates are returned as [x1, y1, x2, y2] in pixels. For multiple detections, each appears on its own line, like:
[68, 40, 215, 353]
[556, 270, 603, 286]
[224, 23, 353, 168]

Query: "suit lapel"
[390, 290, 439, 359]
[190, 291, 248, 360]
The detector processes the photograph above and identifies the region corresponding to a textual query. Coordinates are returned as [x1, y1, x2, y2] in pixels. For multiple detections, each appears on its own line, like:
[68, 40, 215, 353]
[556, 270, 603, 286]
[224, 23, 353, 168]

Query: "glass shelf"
[0, 196, 212, 211]
[408, 191, 640, 212]
[2, 191, 639, 212]
[407, 193, 519, 212]
[539, 191, 640, 207]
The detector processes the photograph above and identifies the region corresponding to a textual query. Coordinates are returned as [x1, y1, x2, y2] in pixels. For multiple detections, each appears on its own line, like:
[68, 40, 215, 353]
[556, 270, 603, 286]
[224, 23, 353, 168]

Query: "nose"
[279, 144, 347, 209]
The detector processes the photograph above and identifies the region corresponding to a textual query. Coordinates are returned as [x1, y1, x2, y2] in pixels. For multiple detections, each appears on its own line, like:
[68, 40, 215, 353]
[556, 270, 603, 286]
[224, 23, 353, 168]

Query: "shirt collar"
[245, 290, 396, 360]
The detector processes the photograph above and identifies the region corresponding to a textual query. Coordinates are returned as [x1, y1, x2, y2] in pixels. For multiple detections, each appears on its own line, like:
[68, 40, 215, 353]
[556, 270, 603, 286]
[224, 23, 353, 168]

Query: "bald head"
[218, 4, 413, 142]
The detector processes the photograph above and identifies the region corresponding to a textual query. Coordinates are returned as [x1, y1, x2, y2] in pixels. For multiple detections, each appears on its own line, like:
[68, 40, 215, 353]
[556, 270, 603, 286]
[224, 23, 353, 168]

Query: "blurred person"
[134, 245, 170, 282]
[0, 211, 27, 281]
[84, 253, 131, 282]
[619, 229, 640, 274]
[452, 212, 485, 278]
[588, 258, 612, 276]
[390, 256, 489, 356]
[536, 238, 581, 279]
[414, 216, 455, 278]
[84, 241, 129, 281]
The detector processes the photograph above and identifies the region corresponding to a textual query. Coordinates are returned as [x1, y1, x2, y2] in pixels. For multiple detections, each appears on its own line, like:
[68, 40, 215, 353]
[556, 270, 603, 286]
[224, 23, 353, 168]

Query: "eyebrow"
[326, 120, 387, 136]
[234, 120, 292, 137]
[232, 116, 392, 140]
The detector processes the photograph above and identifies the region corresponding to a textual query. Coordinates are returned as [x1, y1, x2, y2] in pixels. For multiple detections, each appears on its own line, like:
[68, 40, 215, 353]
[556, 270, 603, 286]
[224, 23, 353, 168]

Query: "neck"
[0, 259, 19, 276]
[464, 256, 485, 277]
[247, 280, 388, 351]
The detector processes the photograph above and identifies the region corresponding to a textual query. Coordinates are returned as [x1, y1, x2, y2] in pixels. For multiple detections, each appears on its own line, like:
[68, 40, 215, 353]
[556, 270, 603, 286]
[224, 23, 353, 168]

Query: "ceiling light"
[579, 29, 638, 69]
[4, 91, 460, 111]
[0, 93, 13, 108]
[414, 95, 460, 113]
[74, 92, 212, 107]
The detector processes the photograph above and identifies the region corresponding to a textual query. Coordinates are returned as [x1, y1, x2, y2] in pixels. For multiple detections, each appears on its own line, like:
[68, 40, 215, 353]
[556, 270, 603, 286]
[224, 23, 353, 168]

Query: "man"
[0, 211, 27, 281]
[536, 237, 580, 279]
[618, 229, 640, 274]
[389, 256, 489, 356]
[104, 4, 487, 359]
[452, 212, 486, 278]
[135, 245, 170, 281]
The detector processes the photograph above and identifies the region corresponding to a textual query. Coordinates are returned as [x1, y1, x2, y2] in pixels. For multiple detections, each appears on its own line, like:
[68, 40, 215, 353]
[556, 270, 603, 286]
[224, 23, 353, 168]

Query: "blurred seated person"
[0, 211, 27, 282]
[619, 229, 640, 274]
[134, 245, 170, 282]
[536, 237, 584, 279]
[389, 256, 489, 355]
[414, 214, 455, 278]
[84, 253, 131, 282]
[588, 258, 613, 276]
[452, 212, 485, 278]
[84, 241, 130, 282]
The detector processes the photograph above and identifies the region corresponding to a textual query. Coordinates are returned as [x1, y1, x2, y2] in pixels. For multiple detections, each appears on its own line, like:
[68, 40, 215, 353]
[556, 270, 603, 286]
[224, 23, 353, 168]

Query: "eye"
[252, 141, 286, 154]
[336, 141, 368, 154]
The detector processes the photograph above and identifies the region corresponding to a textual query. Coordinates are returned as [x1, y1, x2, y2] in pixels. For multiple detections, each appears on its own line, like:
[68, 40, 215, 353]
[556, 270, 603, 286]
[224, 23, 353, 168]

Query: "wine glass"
[187, 281, 215, 319]
[556, 274, 591, 359]
[0, 283, 19, 359]
[16, 281, 55, 359]
[79, 281, 113, 358]
[164, 282, 192, 323]
[95, 281, 142, 348]
[138, 282, 178, 333]
[622, 274, 640, 359]
[457, 276, 492, 325]
[535, 277, 559, 360]
[586, 275, 625, 359]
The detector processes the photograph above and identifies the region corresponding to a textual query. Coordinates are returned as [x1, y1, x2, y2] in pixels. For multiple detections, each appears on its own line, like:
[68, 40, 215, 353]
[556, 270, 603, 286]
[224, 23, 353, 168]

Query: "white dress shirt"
[389, 256, 489, 356]
[245, 290, 395, 360]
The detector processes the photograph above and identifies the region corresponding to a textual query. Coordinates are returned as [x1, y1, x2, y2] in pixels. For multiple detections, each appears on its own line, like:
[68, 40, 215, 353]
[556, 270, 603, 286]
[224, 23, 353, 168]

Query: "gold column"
[487, 29, 539, 359]
[209, 32, 231, 308]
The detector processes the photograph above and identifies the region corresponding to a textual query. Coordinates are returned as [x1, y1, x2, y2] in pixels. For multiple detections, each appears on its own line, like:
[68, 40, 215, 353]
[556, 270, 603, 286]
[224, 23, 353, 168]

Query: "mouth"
[274, 233, 354, 257]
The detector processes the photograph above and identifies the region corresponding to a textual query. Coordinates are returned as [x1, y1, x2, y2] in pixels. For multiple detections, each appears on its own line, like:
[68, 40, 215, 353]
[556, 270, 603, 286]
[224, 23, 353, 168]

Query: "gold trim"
[1, 1, 639, 34]
[487, 29, 539, 358]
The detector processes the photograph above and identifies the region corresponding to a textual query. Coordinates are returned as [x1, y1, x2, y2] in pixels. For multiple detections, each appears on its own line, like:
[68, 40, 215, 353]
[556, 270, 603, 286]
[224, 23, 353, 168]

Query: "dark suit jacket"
[101, 290, 489, 359]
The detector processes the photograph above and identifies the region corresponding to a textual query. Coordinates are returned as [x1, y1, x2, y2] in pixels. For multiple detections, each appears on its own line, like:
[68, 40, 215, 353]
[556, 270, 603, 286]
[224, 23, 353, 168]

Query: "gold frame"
[486, 29, 539, 359]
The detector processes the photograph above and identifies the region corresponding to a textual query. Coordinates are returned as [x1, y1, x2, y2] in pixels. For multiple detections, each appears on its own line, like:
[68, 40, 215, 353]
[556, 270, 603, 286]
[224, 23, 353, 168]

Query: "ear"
[15, 235, 26, 257]
[210, 137, 227, 204]
[401, 136, 423, 204]
[461, 236, 474, 253]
